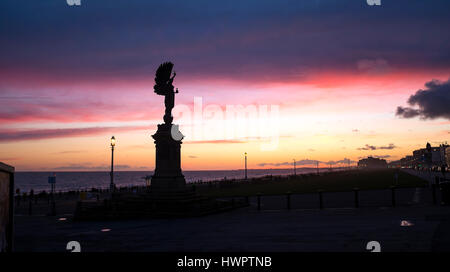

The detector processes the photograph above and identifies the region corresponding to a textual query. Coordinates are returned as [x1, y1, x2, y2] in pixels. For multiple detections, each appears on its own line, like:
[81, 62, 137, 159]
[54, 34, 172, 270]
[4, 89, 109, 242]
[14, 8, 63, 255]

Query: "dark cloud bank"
[396, 79, 450, 120]
[1, 0, 450, 83]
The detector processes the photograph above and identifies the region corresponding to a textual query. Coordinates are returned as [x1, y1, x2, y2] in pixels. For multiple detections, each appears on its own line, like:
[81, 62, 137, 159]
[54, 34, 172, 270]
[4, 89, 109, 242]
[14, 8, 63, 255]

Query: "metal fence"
[227, 185, 445, 211]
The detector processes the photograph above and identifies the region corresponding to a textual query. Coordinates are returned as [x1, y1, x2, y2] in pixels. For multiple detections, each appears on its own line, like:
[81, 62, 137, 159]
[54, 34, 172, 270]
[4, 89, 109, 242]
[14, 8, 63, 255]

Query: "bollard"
[432, 184, 437, 205]
[257, 194, 261, 211]
[286, 192, 291, 210]
[354, 188, 359, 208]
[391, 186, 396, 207]
[435, 176, 441, 189]
[319, 190, 323, 210]
[50, 199, 56, 216]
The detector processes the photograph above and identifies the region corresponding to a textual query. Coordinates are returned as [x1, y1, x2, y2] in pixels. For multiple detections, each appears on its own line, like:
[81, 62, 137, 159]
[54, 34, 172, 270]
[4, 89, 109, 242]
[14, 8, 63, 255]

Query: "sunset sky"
[1, 0, 449, 171]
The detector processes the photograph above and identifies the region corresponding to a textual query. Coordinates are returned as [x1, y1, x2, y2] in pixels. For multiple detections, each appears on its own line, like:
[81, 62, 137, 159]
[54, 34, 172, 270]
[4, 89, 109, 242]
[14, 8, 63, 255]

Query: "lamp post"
[110, 136, 116, 194]
[293, 159, 296, 176]
[244, 152, 248, 180]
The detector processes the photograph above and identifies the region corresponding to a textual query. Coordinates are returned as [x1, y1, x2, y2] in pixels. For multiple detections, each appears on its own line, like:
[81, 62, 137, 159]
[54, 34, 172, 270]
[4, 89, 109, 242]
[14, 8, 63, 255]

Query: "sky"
[1, 0, 449, 171]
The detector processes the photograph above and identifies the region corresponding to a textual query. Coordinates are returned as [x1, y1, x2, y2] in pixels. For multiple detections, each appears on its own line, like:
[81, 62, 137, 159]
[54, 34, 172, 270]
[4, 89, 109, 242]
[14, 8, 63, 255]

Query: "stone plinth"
[150, 123, 186, 192]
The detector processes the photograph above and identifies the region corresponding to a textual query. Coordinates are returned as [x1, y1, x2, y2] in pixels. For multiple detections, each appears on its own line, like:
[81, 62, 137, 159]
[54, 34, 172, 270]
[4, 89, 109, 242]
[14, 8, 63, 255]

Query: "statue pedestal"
[150, 123, 187, 193]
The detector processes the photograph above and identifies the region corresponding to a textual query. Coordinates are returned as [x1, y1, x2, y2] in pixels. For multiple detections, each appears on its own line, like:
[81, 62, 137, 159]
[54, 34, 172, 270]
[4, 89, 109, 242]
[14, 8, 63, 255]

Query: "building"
[399, 155, 414, 168]
[398, 142, 449, 170]
[445, 146, 450, 168]
[358, 157, 388, 169]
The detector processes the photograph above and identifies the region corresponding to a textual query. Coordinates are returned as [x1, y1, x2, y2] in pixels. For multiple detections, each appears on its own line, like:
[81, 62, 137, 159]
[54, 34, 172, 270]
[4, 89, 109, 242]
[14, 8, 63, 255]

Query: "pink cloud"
[0, 125, 149, 142]
[1, 64, 449, 127]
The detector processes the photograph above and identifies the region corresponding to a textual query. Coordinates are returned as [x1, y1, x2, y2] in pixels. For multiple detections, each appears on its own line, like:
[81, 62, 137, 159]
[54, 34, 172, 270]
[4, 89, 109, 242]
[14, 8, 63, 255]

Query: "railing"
[219, 185, 446, 211]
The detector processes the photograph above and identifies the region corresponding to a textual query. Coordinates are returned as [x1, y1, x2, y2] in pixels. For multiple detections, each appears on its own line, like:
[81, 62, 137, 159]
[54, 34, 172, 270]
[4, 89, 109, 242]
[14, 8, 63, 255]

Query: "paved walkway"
[402, 169, 448, 185]
[14, 204, 450, 252]
[14, 169, 450, 252]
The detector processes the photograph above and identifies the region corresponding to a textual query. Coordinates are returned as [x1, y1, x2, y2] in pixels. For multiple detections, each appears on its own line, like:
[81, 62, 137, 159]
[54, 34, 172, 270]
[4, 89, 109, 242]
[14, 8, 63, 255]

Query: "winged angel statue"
[154, 62, 178, 124]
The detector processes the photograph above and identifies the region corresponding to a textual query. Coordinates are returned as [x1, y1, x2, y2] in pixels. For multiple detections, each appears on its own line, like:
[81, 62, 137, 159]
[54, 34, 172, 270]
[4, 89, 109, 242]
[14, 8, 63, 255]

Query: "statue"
[151, 62, 186, 192]
[154, 62, 179, 124]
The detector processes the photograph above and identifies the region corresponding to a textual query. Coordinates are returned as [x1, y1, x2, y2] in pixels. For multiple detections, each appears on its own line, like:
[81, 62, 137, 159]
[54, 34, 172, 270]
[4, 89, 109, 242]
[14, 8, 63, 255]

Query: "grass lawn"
[197, 169, 428, 198]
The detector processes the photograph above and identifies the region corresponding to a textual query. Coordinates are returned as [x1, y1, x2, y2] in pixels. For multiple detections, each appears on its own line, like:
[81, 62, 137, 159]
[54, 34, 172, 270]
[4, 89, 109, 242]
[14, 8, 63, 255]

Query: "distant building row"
[391, 142, 449, 170]
[357, 157, 387, 169]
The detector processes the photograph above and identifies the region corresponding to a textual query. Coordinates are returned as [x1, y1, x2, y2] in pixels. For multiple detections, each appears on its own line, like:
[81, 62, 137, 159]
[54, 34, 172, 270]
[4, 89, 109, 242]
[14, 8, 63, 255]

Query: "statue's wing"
[155, 62, 173, 85]
[154, 62, 174, 95]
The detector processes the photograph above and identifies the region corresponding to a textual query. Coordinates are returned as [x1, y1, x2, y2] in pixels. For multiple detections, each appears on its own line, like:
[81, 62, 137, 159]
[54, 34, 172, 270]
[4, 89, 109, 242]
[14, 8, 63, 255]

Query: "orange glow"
[1, 70, 449, 171]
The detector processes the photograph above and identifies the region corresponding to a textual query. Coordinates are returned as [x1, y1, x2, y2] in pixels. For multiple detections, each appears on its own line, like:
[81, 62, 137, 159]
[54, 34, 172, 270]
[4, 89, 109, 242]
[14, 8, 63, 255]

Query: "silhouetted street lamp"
[110, 136, 116, 193]
[293, 159, 296, 176]
[245, 152, 248, 180]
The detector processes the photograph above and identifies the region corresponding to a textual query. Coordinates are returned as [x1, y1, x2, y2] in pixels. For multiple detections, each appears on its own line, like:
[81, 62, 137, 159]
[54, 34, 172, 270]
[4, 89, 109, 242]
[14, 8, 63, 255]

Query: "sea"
[14, 168, 334, 193]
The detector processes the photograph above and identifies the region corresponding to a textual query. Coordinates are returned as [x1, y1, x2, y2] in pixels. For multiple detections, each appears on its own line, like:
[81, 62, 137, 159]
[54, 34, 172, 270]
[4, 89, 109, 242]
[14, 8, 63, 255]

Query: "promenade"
[14, 170, 450, 252]
[402, 169, 448, 185]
